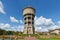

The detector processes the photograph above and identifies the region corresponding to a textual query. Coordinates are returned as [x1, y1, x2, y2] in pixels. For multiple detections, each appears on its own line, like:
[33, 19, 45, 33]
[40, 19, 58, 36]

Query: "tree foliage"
[0, 28, 23, 35]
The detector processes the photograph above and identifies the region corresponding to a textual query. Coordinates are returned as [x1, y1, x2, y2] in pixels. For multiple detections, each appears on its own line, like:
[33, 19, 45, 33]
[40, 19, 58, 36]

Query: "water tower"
[23, 6, 35, 34]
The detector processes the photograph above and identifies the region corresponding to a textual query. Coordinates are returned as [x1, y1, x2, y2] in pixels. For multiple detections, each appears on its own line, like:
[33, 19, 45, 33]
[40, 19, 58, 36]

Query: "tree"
[0, 29, 5, 35]
[5, 31, 13, 35]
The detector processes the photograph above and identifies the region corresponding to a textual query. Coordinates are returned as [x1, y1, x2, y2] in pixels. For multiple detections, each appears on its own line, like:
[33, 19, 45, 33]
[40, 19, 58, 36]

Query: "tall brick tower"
[23, 6, 35, 34]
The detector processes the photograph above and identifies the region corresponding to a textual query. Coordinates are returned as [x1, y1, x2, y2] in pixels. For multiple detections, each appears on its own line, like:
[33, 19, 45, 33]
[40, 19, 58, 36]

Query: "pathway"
[24, 35, 37, 40]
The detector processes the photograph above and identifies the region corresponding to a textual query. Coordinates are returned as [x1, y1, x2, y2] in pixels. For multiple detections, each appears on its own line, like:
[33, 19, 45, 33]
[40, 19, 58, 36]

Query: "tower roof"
[23, 6, 35, 13]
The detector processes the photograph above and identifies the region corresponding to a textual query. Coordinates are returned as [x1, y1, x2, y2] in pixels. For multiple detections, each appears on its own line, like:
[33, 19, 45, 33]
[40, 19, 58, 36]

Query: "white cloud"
[20, 20, 23, 24]
[17, 25, 24, 32]
[10, 16, 24, 24]
[49, 25, 59, 30]
[0, 23, 10, 29]
[34, 16, 54, 27]
[34, 16, 55, 32]
[0, 1, 6, 14]
[10, 16, 19, 23]
[4, 24, 10, 28]
[5, 25, 24, 32]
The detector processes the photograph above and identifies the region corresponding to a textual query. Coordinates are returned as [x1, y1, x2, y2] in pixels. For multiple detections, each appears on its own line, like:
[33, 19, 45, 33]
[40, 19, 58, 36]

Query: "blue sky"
[0, 0, 60, 32]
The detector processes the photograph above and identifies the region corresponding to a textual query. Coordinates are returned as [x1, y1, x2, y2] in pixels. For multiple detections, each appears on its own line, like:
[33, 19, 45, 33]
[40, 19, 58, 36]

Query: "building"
[23, 6, 35, 34]
[50, 28, 60, 35]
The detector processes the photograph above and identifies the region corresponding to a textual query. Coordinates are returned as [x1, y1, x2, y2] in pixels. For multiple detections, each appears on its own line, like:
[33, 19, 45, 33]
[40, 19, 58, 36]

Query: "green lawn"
[38, 38, 60, 40]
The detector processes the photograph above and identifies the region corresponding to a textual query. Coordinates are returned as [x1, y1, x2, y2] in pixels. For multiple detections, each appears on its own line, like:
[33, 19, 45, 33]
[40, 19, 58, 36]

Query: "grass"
[0, 34, 60, 40]
[38, 38, 60, 40]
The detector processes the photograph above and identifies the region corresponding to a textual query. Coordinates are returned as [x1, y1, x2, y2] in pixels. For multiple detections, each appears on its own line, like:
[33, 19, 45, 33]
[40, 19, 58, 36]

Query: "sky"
[0, 0, 60, 32]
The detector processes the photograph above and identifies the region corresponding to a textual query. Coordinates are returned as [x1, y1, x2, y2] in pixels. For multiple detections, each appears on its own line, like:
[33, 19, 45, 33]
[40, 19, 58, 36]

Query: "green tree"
[0, 29, 5, 35]
[5, 31, 13, 35]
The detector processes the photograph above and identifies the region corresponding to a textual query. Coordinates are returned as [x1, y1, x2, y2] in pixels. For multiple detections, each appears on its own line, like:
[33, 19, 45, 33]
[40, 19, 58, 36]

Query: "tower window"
[28, 22, 31, 26]
[24, 18, 26, 20]
[25, 22, 27, 24]
[28, 17, 31, 20]
[32, 22, 34, 24]
[28, 22, 31, 24]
